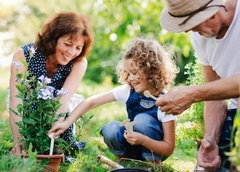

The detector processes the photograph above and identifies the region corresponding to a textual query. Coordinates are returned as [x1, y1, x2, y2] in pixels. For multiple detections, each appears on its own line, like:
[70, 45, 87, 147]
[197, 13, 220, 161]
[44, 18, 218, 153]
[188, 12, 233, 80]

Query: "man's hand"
[197, 137, 221, 169]
[9, 143, 22, 156]
[155, 86, 194, 115]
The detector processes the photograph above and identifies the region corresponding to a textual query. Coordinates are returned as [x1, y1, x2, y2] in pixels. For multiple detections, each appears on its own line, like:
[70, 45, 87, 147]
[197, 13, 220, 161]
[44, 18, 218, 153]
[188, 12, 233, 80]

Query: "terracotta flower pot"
[24, 153, 64, 172]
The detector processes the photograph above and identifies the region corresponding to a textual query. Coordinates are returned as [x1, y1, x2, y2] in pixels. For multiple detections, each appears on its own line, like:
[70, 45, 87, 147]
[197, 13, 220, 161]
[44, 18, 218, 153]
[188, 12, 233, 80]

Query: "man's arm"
[155, 74, 239, 115]
[197, 65, 227, 169]
[196, 74, 239, 101]
[202, 65, 227, 144]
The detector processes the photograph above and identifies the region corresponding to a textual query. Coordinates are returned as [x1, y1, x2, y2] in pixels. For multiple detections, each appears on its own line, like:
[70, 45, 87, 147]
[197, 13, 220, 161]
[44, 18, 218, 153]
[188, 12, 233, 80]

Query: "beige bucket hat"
[160, 0, 224, 33]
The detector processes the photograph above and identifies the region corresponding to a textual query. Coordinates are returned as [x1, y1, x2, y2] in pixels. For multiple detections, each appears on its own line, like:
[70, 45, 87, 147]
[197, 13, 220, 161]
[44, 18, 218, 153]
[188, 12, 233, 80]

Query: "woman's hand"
[123, 130, 146, 145]
[9, 143, 22, 156]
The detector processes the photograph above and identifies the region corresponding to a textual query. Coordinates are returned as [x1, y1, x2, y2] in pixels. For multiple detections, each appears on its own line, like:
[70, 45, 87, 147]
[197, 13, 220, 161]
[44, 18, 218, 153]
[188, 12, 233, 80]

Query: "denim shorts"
[100, 113, 167, 161]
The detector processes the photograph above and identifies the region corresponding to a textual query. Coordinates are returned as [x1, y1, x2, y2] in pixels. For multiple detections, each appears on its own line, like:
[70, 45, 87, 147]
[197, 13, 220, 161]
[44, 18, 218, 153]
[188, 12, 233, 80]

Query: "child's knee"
[100, 121, 124, 140]
[133, 114, 154, 132]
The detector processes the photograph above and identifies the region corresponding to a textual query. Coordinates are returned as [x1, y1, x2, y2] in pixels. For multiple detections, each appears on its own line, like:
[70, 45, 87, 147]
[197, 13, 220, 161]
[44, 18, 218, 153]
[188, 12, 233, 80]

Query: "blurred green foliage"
[176, 60, 204, 151]
[227, 110, 240, 170]
[0, 88, 7, 113]
[1, 0, 194, 85]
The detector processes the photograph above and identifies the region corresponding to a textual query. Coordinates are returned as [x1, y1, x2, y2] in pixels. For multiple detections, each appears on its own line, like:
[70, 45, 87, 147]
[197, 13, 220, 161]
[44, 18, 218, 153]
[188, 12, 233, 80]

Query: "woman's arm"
[48, 91, 116, 137]
[9, 49, 26, 155]
[57, 58, 88, 114]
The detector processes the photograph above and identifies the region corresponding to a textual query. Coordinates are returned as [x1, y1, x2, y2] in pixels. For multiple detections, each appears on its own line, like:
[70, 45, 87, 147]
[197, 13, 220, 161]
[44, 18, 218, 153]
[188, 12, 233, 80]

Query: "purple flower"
[38, 88, 53, 100]
[46, 86, 55, 93]
[56, 88, 68, 97]
[12, 61, 23, 68]
[37, 75, 52, 87]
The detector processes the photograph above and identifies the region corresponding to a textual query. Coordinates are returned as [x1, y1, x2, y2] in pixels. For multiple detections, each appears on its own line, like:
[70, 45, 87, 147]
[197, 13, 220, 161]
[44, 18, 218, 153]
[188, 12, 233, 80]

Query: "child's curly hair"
[116, 38, 179, 91]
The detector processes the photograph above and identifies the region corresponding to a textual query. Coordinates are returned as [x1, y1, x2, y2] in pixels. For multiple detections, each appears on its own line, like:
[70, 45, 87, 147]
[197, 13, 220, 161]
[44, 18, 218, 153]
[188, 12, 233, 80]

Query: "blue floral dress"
[22, 43, 85, 152]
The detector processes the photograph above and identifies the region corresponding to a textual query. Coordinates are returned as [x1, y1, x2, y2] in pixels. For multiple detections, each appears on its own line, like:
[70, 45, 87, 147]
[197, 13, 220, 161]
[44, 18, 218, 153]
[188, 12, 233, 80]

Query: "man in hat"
[157, 0, 239, 170]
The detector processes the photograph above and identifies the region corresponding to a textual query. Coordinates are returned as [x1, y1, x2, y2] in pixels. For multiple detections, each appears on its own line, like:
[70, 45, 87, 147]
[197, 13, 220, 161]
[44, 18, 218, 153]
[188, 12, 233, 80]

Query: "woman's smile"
[62, 53, 72, 61]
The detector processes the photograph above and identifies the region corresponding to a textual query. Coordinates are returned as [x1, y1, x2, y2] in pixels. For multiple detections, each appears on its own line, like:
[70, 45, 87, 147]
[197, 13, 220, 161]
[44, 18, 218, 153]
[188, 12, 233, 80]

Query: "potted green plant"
[10, 47, 66, 171]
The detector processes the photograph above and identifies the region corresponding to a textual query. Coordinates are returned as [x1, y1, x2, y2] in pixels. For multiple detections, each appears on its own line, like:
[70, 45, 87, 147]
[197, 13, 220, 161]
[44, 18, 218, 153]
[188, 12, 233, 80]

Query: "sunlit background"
[0, 0, 194, 84]
[0, 1, 204, 171]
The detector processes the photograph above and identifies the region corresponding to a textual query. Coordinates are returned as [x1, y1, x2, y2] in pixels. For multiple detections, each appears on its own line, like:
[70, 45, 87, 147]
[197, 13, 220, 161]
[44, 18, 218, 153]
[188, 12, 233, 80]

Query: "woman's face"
[54, 35, 85, 65]
[125, 58, 152, 94]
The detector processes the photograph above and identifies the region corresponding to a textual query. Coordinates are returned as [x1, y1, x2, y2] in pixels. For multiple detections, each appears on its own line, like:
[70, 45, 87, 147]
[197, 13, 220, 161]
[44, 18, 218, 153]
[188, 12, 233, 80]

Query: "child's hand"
[47, 121, 69, 138]
[124, 130, 146, 145]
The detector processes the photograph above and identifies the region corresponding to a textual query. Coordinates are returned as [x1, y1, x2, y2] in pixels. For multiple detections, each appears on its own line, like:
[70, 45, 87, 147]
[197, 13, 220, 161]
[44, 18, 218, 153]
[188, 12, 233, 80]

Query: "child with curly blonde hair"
[48, 37, 179, 163]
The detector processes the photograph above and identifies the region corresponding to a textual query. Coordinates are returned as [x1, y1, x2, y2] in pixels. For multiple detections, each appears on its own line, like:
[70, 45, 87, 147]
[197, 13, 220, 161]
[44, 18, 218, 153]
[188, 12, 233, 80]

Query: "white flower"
[44, 77, 51, 84]
[38, 75, 45, 82]
[29, 46, 37, 57]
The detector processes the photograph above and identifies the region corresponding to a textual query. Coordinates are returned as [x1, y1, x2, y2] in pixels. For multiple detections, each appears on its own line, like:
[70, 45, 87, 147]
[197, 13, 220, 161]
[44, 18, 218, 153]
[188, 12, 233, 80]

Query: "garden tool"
[143, 90, 157, 101]
[97, 154, 124, 169]
[97, 154, 152, 172]
[48, 133, 55, 155]
[119, 119, 136, 133]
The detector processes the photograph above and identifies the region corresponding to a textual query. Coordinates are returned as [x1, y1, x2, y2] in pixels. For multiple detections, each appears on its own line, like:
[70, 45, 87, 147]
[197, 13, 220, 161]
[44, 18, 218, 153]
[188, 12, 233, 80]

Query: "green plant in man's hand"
[10, 47, 68, 155]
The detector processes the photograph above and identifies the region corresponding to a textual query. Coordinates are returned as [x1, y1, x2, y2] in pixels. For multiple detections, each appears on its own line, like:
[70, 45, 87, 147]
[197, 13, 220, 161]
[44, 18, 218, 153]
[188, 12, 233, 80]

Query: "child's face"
[124, 58, 152, 94]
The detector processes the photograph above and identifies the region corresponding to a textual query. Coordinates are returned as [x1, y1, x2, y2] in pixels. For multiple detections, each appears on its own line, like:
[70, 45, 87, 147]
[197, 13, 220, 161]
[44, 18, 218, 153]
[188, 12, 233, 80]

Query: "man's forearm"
[203, 101, 227, 143]
[193, 74, 239, 102]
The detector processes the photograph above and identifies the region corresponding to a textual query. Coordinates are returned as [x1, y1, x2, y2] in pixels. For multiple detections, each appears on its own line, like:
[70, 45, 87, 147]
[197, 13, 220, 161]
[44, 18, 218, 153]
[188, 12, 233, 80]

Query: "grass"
[0, 66, 197, 171]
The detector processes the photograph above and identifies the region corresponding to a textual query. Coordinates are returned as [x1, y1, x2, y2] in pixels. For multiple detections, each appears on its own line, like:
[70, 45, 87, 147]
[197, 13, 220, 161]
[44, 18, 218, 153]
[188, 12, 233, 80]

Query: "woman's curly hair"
[116, 38, 179, 91]
[35, 11, 94, 63]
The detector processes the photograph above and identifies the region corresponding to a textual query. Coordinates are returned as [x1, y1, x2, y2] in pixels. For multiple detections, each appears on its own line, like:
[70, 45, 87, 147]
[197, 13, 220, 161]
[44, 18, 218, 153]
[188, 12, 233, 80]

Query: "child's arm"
[124, 120, 175, 156]
[48, 91, 116, 137]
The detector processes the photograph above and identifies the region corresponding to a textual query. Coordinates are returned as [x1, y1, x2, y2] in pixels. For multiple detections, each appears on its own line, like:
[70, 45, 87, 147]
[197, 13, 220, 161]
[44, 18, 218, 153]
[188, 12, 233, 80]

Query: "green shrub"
[227, 109, 240, 170]
[176, 59, 204, 149]
[0, 144, 46, 172]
